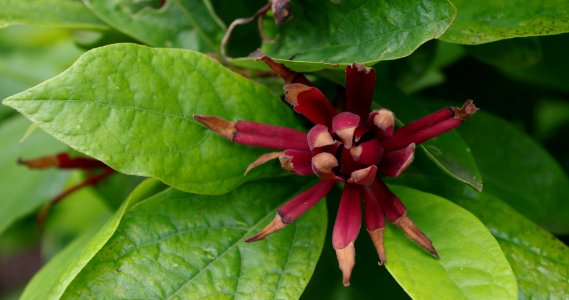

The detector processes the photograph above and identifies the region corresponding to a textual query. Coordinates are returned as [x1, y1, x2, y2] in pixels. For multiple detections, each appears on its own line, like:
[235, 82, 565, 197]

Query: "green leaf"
[441, 0, 569, 44]
[230, 0, 457, 71]
[385, 185, 517, 299]
[0, 0, 106, 29]
[4, 44, 301, 195]
[62, 178, 327, 299]
[84, 0, 225, 51]
[453, 193, 569, 299]
[459, 112, 569, 234]
[21, 179, 167, 300]
[376, 86, 483, 191]
[0, 116, 68, 235]
[466, 38, 543, 69]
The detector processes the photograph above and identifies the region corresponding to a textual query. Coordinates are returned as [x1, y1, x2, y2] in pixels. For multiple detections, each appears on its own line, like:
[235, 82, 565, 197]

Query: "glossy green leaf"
[0, 0, 106, 29]
[4, 44, 301, 195]
[441, 0, 569, 44]
[453, 193, 569, 299]
[230, 0, 456, 71]
[62, 179, 327, 299]
[21, 179, 167, 300]
[459, 112, 569, 234]
[0, 116, 68, 235]
[384, 185, 517, 299]
[466, 38, 543, 69]
[377, 86, 483, 191]
[84, 0, 225, 51]
[392, 172, 569, 299]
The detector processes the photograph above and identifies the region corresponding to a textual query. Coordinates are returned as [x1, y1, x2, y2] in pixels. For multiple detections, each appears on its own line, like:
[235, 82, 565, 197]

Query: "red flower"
[194, 58, 478, 286]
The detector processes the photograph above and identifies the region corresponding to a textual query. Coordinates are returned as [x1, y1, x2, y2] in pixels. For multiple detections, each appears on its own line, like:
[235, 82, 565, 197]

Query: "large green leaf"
[84, 0, 225, 51]
[459, 112, 569, 234]
[62, 178, 327, 299]
[465, 38, 543, 69]
[377, 86, 483, 191]
[4, 44, 301, 195]
[21, 179, 168, 300]
[0, 0, 106, 29]
[441, 0, 569, 44]
[231, 0, 456, 71]
[393, 173, 569, 299]
[0, 116, 68, 234]
[454, 193, 569, 299]
[385, 185, 517, 299]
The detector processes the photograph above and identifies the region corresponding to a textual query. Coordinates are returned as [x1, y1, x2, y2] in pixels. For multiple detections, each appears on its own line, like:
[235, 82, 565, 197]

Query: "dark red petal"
[194, 115, 310, 151]
[245, 151, 283, 175]
[367, 178, 406, 222]
[368, 109, 395, 139]
[347, 165, 377, 186]
[312, 152, 342, 181]
[279, 180, 336, 223]
[379, 143, 416, 178]
[363, 186, 386, 264]
[279, 150, 314, 175]
[340, 147, 360, 175]
[259, 56, 313, 86]
[284, 83, 337, 126]
[383, 100, 478, 151]
[332, 184, 362, 287]
[18, 153, 106, 170]
[350, 138, 383, 165]
[234, 132, 309, 151]
[332, 112, 360, 149]
[346, 63, 376, 119]
[383, 118, 462, 151]
[307, 124, 335, 151]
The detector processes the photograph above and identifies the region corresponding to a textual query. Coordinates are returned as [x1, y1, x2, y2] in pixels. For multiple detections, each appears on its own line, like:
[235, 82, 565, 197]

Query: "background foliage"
[0, 0, 568, 299]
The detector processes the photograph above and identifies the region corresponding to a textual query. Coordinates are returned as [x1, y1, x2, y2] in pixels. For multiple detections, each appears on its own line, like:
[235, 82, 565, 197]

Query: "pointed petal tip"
[283, 83, 312, 106]
[193, 114, 236, 140]
[368, 228, 386, 266]
[454, 99, 479, 120]
[394, 214, 438, 258]
[245, 213, 286, 243]
[17, 155, 59, 169]
[244, 152, 283, 175]
[335, 242, 355, 288]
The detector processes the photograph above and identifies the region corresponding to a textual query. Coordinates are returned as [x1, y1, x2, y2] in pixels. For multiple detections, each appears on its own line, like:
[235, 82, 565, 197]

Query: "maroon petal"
[346, 63, 376, 119]
[307, 124, 335, 151]
[383, 100, 478, 151]
[363, 185, 386, 264]
[18, 153, 107, 170]
[368, 178, 438, 257]
[259, 56, 313, 86]
[347, 165, 377, 186]
[284, 83, 337, 126]
[340, 147, 360, 176]
[368, 109, 395, 139]
[194, 115, 309, 151]
[350, 138, 383, 165]
[280, 180, 336, 223]
[367, 178, 406, 222]
[379, 143, 416, 178]
[245, 151, 283, 175]
[312, 152, 342, 181]
[279, 150, 314, 175]
[332, 112, 360, 149]
[246, 180, 335, 242]
[332, 184, 362, 286]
